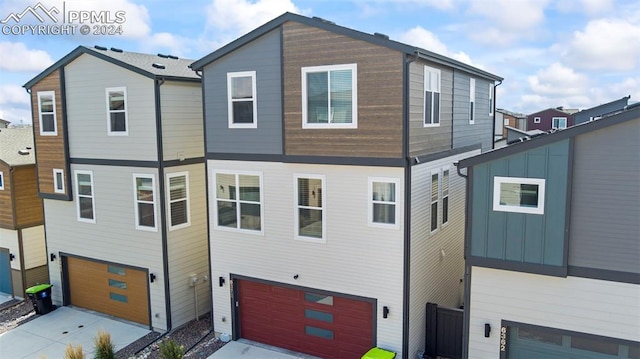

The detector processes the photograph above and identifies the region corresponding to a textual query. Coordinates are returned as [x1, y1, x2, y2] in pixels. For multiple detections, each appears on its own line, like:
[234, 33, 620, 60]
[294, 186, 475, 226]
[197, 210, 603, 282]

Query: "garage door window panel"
[109, 292, 128, 303]
[305, 292, 334, 306]
[305, 309, 333, 323]
[108, 279, 127, 289]
[305, 326, 334, 340]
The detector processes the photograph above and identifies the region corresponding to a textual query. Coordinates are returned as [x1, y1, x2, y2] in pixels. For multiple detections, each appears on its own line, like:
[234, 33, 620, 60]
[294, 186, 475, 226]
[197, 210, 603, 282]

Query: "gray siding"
[574, 97, 629, 125]
[452, 71, 493, 152]
[568, 119, 640, 274]
[204, 29, 282, 155]
[161, 82, 204, 161]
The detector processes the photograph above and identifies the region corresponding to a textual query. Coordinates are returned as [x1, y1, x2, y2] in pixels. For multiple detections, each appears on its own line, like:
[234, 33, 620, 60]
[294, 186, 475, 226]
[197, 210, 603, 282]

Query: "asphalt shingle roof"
[0, 127, 35, 166]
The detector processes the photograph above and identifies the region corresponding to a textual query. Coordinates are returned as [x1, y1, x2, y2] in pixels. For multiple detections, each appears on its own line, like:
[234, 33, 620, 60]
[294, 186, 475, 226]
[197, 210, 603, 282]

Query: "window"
[215, 172, 262, 232]
[493, 176, 546, 215]
[53, 169, 64, 194]
[469, 78, 476, 124]
[75, 170, 95, 223]
[424, 66, 441, 127]
[37, 91, 57, 135]
[167, 172, 190, 230]
[431, 172, 439, 232]
[295, 174, 325, 241]
[369, 178, 399, 227]
[227, 71, 257, 128]
[302, 64, 357, 129]
[0, 171, 4, 190]
[504, 118, 509, 126]
[534, 117, 541, 124]
[106, 87, 127, 135]
[133, 174, 156, 230]
[489, 83, 494, 116]
[442, 169, 449, 225]
[552, 117, 567, 129]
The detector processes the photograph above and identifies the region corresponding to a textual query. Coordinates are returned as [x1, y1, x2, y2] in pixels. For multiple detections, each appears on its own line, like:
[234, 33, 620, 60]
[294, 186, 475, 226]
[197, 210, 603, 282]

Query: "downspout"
[491, 80, 503, 150]
[455, 161, 471, 359]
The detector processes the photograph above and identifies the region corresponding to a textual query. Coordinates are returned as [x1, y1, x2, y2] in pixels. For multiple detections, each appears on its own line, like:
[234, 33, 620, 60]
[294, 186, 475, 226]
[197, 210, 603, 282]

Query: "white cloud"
[398, 26, 476, 66]
[206, 0, 300, 36]
[528, 63, 589, 97]
[0, 42, 53, 72]
[0, 84, 29, 105]
[556, 0, 614, 16]
[0, 106, 31, 125]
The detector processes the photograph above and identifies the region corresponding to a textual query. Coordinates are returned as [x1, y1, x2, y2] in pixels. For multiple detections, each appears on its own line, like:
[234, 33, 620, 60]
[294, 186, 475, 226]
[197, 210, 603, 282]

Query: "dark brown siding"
[0, 162, 14, 228]
[283, 22, 404, 158]
[13, 165, 43, 228]
[25, 265, 50, 289]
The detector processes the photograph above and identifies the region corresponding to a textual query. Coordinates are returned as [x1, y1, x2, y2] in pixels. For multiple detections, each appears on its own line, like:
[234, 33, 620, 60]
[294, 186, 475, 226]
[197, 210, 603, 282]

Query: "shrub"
[64, 343, 84, 359]
[159, 339, 184, 359]
[93, 330, 115, 359]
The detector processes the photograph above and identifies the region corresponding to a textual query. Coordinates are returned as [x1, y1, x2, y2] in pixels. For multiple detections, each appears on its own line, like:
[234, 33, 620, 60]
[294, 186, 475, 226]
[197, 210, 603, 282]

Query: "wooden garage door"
[66, 257, 149, 325]
[238, 279, 374, 358]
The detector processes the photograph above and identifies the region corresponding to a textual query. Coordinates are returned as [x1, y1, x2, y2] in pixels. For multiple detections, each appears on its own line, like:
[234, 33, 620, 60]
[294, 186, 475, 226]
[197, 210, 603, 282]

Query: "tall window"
[227, 71, 257, 128]
[369, 178, 399, 227]
[37, 91, 57, 135]
[215, 172, 262, 232]
[53, 169, 64, 194]
[75, 170, 95, 223]
[431, 172, 439, 232]
[106, 87, 128, 135]
[424, 65, 441, 127]
[167, 172, 190, 230]
[552, 117, 567, 129]
[295, 175, 325, 240]
[489, 83, 494, 116]
[133, 174, 156, 230]
[493, 176, 546, 215]
[469, 78, 476, 124]
[0, 171, 4, 190]
[302, 64, 357, 129]
[442, 169, 449, 225]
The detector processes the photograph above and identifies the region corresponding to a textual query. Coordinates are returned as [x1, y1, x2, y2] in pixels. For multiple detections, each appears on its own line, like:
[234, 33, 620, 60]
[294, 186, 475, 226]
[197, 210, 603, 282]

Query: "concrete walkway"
[209, 339, 322, 359]
[0, 306, 150, 359]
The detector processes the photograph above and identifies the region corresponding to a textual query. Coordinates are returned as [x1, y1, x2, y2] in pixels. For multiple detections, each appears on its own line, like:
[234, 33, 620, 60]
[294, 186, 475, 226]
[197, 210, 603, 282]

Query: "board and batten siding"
[468, 266, 640, 358]
[21, 225, 46, 270]
[569, 118, 640, 274]
[452, 71, 493, 152]
[65, 54, 158, 161]
[0, 228, 19, 270]
[408, 149, 479, 357]
[0, 162, 14, 227]
[208, 160, 405, 356]
[161, 82, 204, 161]
[408, 60, 453, 156]
[44, 164, 166, 330]
[204, 29, 283, 155]
[166, 164, 210, 328]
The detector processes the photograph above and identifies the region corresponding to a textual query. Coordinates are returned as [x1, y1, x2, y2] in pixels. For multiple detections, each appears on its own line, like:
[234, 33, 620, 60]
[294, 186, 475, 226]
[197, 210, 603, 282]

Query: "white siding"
[21, 225, 46, 269]
[65, 54, 158, 161]
[0, 228, 20, 270]
[161, 82, 204, 161]
[468, 266, 640, 358]
[166, 164, 210, 328]
[408, 149, 479, 357]
[209, 160, 406, 356]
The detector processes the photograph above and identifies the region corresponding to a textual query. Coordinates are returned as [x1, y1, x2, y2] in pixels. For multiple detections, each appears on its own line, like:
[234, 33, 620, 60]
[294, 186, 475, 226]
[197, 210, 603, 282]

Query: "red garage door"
[237, 279, 375, 358]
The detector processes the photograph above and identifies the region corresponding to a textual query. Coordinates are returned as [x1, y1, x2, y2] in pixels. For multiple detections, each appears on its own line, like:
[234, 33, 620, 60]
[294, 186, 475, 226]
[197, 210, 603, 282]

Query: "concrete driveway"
[208, 339, 322, 359]
[0, 306, 150, 359]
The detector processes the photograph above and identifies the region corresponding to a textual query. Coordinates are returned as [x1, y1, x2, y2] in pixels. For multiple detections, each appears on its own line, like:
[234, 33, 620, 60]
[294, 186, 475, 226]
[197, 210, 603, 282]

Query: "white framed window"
[368, 178, 399, 228]
[0, 171, 4, 190]
[469, 78, 476, 124]
[133, 174, 157, 231]
[295, 174, 325, 241]
[442, 168, 450, 225]
[37, 91, 57, 136]
[302, 64, 357, 129]
[424, 65, 441, 127]
[53, 169, 64, 194]
[489, 83, 494, 116]
[227, 71, 257, 128]
[106, 87, 128, 135]
[552, 117, 567, 129]
[75, 170, 95, 223]
[214, 171, 263, 233]
[430, 172, 439, 233]
[167, 172, 190, 230]
[504, 118, 510, 126]
[493, 176, 546, 215]
[534, 117, 541, 124]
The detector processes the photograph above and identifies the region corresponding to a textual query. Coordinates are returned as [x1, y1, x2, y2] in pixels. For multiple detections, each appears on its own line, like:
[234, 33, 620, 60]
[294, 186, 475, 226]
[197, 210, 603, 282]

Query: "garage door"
[0, 248, 12, 295]
[237, 279, 374, 358]
[66, 257, 149, 326]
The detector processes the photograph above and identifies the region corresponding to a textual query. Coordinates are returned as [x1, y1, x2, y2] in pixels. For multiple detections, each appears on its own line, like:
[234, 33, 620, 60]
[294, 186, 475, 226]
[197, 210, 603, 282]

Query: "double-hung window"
[430, 172, 439, 232]
[106, 87, 128, 135]
[167, 172, 190, 230]
[493, 176, 546, 215]
[37, 91, 57, 135]
[215, 172, 262, 232]
[369, 178, 399, 227]
[552, 117, 567, 129]
[442, 169, 449, 225]
[75, 170, 95, 223]
[469, 78, 476, 124]
[302, 64, 357, 129]
[133, 174, 156, 231]
[227, 71, 257, 128]
[295, 175, 325, 241]
[53, 169, 64, 194]
[424, 66, 441, 127]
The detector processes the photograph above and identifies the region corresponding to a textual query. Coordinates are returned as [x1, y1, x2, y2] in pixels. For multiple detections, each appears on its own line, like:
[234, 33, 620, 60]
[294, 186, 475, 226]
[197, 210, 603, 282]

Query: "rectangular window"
[431, 172, 439, 232]
[75, 170, 95, 223]
[107, 265, 126, 275]
[305, 309, 333, 323]
[552, 117, 567, 129]
[133, 174, 156, 231]
[442, 169, 449, 225]
[534, 117, 541, 123]
[106, 87, 127, 135]
[302, 64, 357, 129]
[0, 171, 4, 190]
[167, 172, 190, 230]
[227, 71, 257, 128]
[469, 78, 476, 124]
[53, 169, 64, 194]
[37, 91, 57, 135]
[295, 174, 325, 241]
[424, 65, 441, 127]
[504, 118, 509, 126]
[305, 292, 333, 306]
[305, 326, 334, 340]
[215, 172, 262, 232]
[109, 292, 128, 303]
[369, 178, 398, 227]
[108, 279, 127, 289]
[493, 176, 546, 215]
[489, 83, 494, 116]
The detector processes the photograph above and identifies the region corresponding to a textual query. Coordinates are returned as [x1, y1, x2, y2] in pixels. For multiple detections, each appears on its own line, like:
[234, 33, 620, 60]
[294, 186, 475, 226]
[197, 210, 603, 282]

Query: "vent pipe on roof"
[157, 53, 169, 58]
[152, 63, 166, 69]
[312, 16, 335, 25]
[168, 55, 178, 60]
[94, 45, 107, 51]
[374, 32, 389, 40]
[110, 47, 123, 53]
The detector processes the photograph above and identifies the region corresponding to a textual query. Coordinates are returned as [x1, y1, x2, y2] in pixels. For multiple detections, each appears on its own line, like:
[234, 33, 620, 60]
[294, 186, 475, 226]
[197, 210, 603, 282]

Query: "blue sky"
[1, 0, 638, 125]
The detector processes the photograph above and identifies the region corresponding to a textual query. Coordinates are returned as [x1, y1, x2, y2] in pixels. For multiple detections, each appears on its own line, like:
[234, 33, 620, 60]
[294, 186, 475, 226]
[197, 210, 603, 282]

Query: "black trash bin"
[25, 284, 53, 315]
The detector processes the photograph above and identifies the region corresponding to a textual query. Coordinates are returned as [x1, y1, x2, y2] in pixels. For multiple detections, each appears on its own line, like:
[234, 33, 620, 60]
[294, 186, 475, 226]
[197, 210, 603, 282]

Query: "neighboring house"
[23, 46, 208, 331]
[458, 104, 640, 358]
[526, 107, 573, 131]
[0, 127, 48, 298]
[191, 12, 502, 358]
[573, 95, 630, 125]
[504, 126, 547, 145]
[495, 109, 525, 147]
[0, 119, 9, 128]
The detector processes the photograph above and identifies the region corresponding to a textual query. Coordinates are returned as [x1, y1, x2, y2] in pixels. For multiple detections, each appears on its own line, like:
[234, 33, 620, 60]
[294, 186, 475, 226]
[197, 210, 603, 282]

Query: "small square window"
[493, 176, 546, 215]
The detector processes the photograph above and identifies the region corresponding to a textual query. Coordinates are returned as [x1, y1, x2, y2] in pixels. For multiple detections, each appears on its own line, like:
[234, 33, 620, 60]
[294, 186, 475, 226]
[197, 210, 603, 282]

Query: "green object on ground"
[361, 347, 396, 359]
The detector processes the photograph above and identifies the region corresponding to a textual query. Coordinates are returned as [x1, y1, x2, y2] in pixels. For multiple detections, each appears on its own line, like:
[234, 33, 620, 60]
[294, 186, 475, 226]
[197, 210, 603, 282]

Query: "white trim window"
[167, 172, 190, 230]
[75, 170, 95, 223]
[37, 91, 57, 136]
[534, 117, 541, 124]
[53, 169, 64, 194]
[442, 168, 450, 225]
[215, 171, 263, 233]
[227, 71, 257, 128]
[489, 83, 494, 116]
[133, 174, 157, 231]
[493, 176, 546, 215]
[295, 174, 325, 241]
[424, 65, 441, 127]
[302, 64, 357, 129]
[430, 172, 439, 232]
[106, 87, 128, 135]
[469, 78, 476, 124]
[552, 117, 567, 129]
[369, 178, 399, 227]
[0, 171, 4, 190]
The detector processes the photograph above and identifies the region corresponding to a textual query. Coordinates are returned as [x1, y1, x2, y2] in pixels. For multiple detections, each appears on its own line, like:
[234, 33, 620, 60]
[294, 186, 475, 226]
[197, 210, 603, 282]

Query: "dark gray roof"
[24, 46, 199, 89]
[0, 127, 35, 166]
[190, 12, 502, 82]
